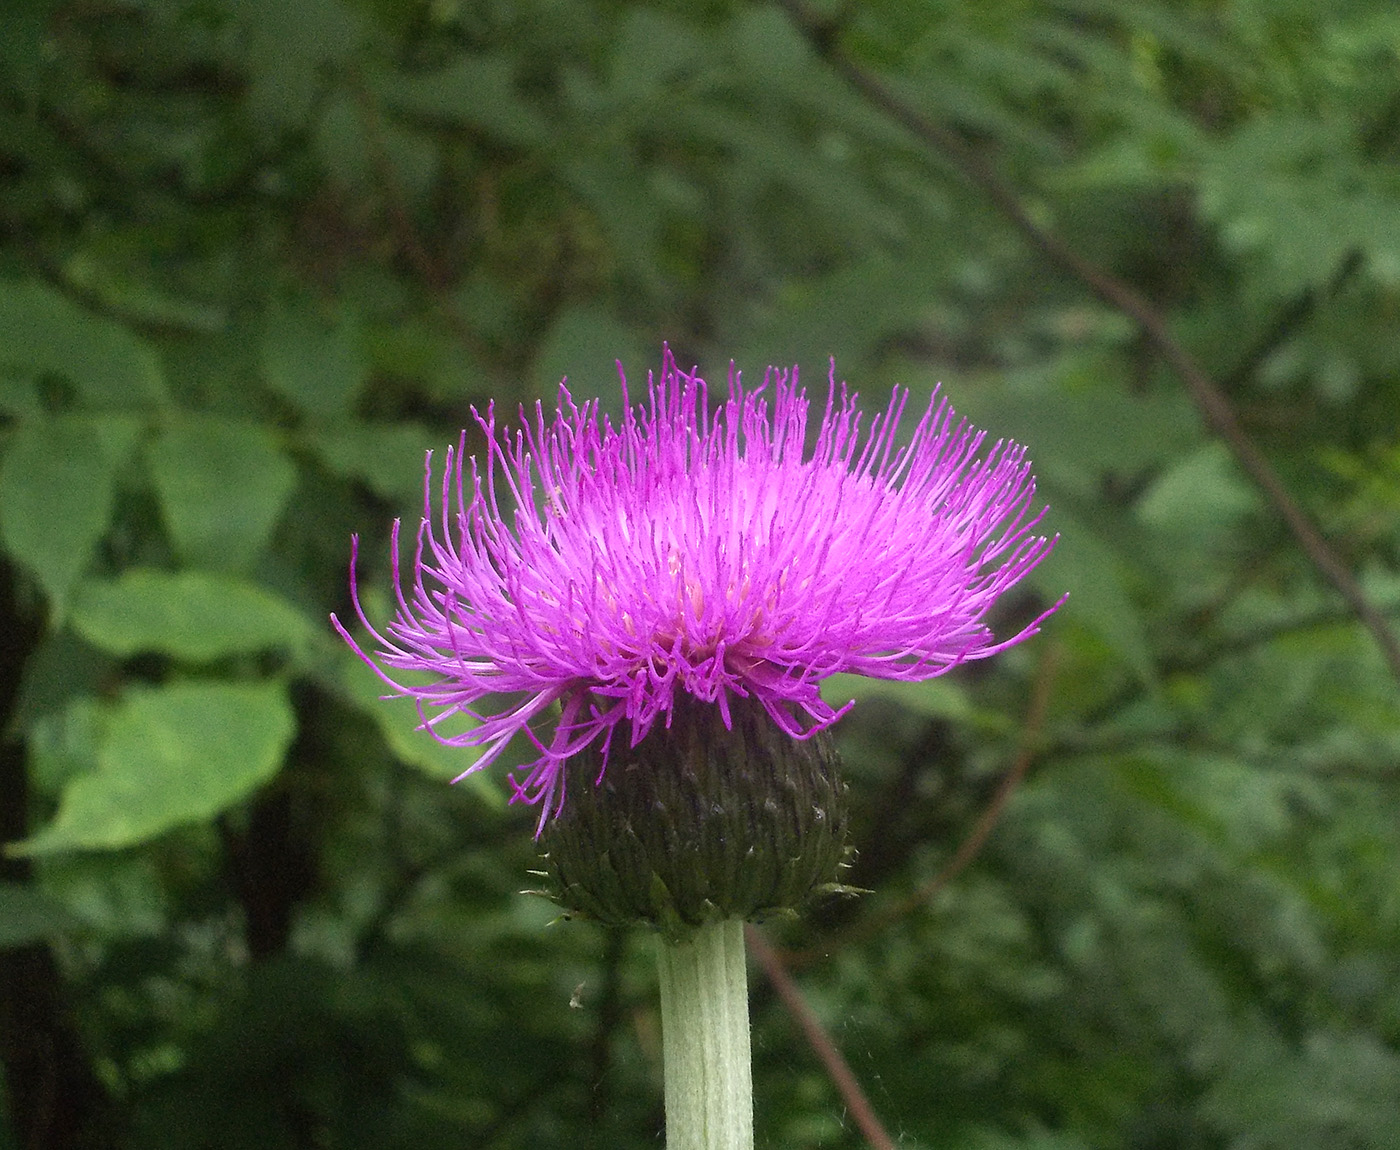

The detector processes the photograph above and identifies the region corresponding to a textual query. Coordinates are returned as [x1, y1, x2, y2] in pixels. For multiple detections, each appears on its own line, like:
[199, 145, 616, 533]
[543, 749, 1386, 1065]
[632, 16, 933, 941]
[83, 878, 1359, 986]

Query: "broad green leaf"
[337, 651, 501, 806]
[64, 248, 227, 334]
[733, 233, 962, 375]
[0, 416, 120, 616]
[1136, 442, 1262, 538]
[1203, 1027, 1400, 1146]
[235, 0, 363, 131]
[15, 681, 296, 855]
[145, 418, 296, 571]
[382, 122, 439, 204]
[1198, 115, 1400, 292]
[382, 55, 549, 148]
[530, 306, 651, 399]
[1043, 503, 1154, 686]
[954, 377, 1199, 481]
[609, 8, 705, 100]
[0, 279, 166, 409]
[312, 93, 372, 188]
[821, 672, 980, 726]
[26, 695, 104, 797]
[71, 569, 314, 662]
[0, 370, 38, 418]
[260, 295, 368, 419]
[309, 421, 435, 504]
[0, 883, 84, 947]
[362, 313, 482, 395]
[0, 0, 51, 99]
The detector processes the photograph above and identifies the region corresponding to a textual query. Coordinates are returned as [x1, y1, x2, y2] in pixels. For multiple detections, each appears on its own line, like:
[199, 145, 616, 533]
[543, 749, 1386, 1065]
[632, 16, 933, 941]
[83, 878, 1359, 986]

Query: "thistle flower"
[333, 347, 1057, 836]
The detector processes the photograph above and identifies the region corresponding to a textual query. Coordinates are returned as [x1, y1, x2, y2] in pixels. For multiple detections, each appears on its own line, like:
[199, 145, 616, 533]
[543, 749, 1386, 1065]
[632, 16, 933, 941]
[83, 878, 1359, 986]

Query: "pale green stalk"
[655, 918, 753, 1150]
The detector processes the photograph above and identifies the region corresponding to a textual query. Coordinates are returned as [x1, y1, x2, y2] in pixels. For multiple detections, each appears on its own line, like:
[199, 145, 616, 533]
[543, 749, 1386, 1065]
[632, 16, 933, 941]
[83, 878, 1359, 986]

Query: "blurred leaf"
[16, 681, 296, 855]
[0, 883, 84, 947]
[313, 92, 373, 189]
[309, 422, 435, 504]
[1137, 442, 1262, 537]
[530, 306, 651, 398]
[1203, 1027, 1400, 1147]
[261, 295, 368, 419]
[1199, 115, 1400, 292]
[0, 0, 55, 100]
[0, 279, 166, 409]
[608, 7, 706, 100]
[958, 379, 1199, 481]
[822, 672, 979, 725]
[0, 415, 124, 617]
[1042, 502, 1154, 685]
[336, 651, 500, 806]
[145, 418, 296, 571]
[70, 569, 315, 662]
[234, 0, 363, 131]
[63, 248, 227, 334]
[381, 54, 548, 148]
[734, 233, 964, 373]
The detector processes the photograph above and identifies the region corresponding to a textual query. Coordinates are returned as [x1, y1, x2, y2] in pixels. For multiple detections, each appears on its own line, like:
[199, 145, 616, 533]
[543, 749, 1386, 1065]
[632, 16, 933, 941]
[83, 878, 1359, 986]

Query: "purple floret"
[333, 347, 1059, 830]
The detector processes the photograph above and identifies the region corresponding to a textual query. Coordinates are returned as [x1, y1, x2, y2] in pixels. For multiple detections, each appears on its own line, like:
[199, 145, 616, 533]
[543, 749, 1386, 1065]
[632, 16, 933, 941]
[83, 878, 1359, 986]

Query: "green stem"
[655, 918, 754, 1150]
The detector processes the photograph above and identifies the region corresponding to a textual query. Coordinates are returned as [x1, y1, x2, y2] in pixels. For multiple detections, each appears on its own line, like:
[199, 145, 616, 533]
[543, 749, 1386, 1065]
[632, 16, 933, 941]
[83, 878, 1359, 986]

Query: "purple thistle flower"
[334, 347, 1058, 832]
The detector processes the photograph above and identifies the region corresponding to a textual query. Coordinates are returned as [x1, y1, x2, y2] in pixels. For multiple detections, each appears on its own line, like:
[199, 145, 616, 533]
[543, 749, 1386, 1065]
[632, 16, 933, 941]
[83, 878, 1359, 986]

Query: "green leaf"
[0, 0, 53, 100]
[530, 306, 651, 399]
[15, 681, 297, 855]
[309, 421, 435, 504]
[382, 54, 549, 148]
[1204, 1027, 1400, 1145]
[1044, 503, 1154, 686]
[145, 418, 297, 571]
[70, 569, 315, 662]
[821, 672, 979, 726]
[312, 93, 370, 188]
[260, 294, 368, 419]
[1198, 115, 1400, 292]
[0, 279, 166, 409]
[1136, 442, 1262, 538]
[234, 0, 363, 131]
[337, 651, 501, 806]
[26, 694, 105, 797]
[733, 232, 961, 374]
[0, 415, 122, 617]
[954, 378, 1199, 480]
[64, 248, 227, 334]
[0, 883, 84, 948]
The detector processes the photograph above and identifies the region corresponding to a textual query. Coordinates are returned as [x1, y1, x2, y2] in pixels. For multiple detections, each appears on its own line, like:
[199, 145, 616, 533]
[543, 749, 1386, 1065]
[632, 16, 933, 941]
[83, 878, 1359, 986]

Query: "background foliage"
[2, 0, 1400, 1147]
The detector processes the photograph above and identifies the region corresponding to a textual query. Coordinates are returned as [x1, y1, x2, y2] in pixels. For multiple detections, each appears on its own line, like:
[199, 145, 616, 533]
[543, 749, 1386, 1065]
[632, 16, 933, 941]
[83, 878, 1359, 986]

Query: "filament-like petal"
[333, 347, 1060, 830]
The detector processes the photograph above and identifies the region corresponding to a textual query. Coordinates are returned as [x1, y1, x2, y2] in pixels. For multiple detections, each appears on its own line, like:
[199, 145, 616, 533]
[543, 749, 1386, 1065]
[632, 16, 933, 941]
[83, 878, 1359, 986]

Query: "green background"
[2, 0, 1399, 1146]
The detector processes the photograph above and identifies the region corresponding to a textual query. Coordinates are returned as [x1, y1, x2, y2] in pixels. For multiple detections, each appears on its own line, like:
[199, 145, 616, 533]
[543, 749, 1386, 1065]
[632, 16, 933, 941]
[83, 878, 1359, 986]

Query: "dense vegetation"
[2, 0, 1399, 1147]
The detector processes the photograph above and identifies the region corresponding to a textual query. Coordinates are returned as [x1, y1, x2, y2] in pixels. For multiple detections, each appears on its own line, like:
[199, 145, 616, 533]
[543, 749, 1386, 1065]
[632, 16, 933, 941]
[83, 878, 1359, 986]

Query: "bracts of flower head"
[332, 347, 1060, 836]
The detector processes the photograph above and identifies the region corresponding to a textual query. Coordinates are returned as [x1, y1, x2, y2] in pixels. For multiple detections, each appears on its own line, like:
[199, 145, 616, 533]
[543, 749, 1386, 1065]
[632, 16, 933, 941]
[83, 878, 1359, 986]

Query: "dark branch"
[746, 925, 897, 1150]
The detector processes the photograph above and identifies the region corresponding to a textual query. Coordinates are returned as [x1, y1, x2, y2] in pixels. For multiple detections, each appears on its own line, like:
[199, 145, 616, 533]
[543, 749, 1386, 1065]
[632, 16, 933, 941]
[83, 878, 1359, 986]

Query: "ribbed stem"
[656, 918, 753, 1150]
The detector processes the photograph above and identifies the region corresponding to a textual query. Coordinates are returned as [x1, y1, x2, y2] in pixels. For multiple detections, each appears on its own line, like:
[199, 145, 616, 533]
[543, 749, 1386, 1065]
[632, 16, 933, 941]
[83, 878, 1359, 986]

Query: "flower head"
[334, 348, 1057, 832]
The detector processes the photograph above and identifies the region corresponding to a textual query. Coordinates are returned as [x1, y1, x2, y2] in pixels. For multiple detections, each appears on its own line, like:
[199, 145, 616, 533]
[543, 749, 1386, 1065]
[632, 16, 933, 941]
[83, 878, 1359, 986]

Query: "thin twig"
[745, 925, 897, 1150]
[776, 0, 1400, 687]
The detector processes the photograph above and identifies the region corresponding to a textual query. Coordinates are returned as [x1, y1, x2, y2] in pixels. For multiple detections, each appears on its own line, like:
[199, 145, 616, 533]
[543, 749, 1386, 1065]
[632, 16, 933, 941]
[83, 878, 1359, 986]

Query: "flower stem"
[656, 918, 753, 1150]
